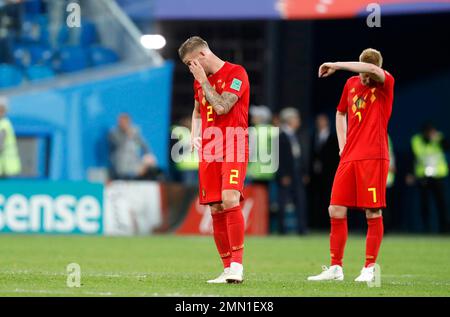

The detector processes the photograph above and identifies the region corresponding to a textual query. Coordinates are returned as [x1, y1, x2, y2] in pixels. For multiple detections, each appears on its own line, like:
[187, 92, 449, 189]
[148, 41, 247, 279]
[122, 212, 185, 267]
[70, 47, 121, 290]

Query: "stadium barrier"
[0, 180, 104, 234]
[0, 181, 268, 236]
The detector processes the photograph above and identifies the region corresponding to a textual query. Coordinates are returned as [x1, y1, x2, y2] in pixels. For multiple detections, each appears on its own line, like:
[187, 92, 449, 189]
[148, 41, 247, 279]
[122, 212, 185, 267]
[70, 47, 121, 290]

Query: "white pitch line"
[0, 289, 114, 296]
[0, 270, 150, 279]
[0, 289, 220, 297]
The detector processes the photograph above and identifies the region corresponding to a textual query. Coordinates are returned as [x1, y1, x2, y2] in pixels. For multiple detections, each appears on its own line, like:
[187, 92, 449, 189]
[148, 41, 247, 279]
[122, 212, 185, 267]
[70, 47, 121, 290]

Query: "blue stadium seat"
[77, 20, 98, 46]
[24, 0, 43, 16]
[25, 65, 55, 82]
[21, 15, 50, 44]
[28, 44, 54, 65]
[57, 25, 70, 47]
[12, 43, 54, 68]
[0, 64, 24, 89]
[54, 45, 89, 73]
[12, 43, 32, 68]
[89, 46, 120, 67]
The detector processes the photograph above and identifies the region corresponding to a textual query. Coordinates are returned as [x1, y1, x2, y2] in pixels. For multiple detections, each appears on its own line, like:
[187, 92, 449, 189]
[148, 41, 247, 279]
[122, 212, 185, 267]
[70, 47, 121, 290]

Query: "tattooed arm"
[189, 59, 239, 115]
[201, 81, 238, 115]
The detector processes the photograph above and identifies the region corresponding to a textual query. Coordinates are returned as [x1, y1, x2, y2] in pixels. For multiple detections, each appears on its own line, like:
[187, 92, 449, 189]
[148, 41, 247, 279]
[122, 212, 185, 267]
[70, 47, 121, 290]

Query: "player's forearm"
[201, 81, 239, 115]
[333, 62, 385, 82]
[336, 111, 347, 154]
[333, 62, 376, 74]
[191, 109, 201, 139]
[200, 81, 227, 114]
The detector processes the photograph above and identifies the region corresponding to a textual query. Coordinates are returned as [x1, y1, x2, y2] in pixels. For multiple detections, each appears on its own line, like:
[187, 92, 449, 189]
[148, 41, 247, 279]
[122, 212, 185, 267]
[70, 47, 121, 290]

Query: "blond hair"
[359, 48, 383, 67]
[178, 36, 209, 60]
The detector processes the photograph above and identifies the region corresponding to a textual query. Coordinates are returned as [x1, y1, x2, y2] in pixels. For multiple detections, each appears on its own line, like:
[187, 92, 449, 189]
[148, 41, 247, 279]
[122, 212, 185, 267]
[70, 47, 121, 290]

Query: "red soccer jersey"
[337, 70, 395, 162]
[194, 62, 250, 161]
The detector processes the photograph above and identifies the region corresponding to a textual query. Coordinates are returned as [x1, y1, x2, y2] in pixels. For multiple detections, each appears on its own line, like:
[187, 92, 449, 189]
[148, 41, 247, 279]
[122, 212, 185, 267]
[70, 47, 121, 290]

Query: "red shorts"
[330, 159, 389, 209]
[198, 160, 247, 205]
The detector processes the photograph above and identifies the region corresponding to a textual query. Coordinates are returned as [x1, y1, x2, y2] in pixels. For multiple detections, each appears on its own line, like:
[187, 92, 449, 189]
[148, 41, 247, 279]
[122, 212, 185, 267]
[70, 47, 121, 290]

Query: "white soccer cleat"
[307, 265, 344, 281]
[225, 262, 244, 284]
[207, 268, 230, 284]
[354, 265, 376, 282]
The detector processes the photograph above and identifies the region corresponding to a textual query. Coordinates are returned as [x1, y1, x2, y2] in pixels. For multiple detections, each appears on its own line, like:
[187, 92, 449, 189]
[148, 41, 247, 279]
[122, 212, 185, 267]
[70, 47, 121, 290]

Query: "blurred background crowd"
[169, 105, 450, 235]
[0, 0, 449, 235]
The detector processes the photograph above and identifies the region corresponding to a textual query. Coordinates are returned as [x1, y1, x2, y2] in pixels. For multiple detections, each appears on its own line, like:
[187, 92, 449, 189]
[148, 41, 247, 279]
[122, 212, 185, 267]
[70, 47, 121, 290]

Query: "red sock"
[330, 217, 348, 267]
[365, 216, 384, 267]
[225, 205, 245, 264]
[211, 212, 231, 269]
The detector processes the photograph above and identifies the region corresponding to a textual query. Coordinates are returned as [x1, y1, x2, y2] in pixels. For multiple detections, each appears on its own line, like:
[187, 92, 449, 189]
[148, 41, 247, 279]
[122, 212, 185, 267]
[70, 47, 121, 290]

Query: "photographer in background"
[108, 113, 160, 181]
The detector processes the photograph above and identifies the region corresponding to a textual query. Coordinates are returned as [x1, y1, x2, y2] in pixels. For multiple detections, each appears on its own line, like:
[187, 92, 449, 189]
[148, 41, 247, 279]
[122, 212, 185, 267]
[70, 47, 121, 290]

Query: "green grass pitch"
[0, 234, 449, 297]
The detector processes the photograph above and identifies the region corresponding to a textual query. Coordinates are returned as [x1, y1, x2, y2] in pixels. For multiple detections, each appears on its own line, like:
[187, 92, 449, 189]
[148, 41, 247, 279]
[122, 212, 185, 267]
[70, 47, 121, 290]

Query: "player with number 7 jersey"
[308, 48, 395, 283]
[179, 36, 250, 284]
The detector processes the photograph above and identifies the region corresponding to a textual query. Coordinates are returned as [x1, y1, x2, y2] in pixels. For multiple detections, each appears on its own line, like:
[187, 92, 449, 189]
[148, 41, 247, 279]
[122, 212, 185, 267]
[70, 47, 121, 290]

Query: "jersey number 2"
[207, 105, 213, 122]
[230, 169, 239, 185]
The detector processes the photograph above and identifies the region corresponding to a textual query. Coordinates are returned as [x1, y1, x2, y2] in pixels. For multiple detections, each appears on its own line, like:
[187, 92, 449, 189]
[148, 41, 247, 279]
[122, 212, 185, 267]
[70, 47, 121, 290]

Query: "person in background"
[171, 115, 199, 186]
[0, 99, 21, 178]
[248, 105, 279, 233]
[108, 113, 159, 181]
[383, 135, 397, 231]
[247, 105, 277, 184]
[407, 123, 450, 233]
[276, 107, 308, 235]
[309, 113, 340, 229]
[386, 135, 396, 190]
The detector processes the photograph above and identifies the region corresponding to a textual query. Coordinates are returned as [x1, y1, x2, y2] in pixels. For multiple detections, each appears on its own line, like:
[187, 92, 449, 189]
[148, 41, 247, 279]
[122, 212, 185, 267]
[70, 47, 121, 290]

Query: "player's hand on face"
[191, 136, 202, 152]
[318, 63, 337, 78]
[189, 59, 208, 84]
